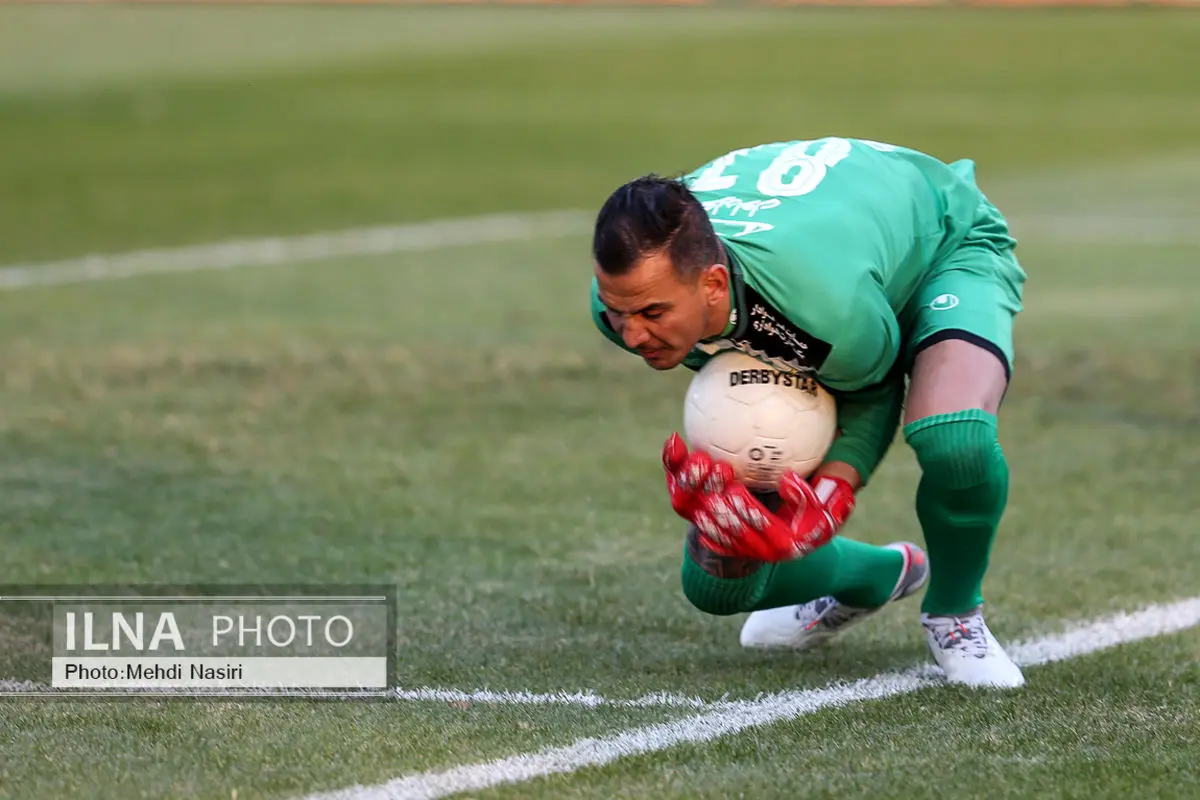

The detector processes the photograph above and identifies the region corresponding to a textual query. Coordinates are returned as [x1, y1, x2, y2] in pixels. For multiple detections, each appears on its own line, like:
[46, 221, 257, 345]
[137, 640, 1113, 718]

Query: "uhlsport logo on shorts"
[929, 293, 960, 311]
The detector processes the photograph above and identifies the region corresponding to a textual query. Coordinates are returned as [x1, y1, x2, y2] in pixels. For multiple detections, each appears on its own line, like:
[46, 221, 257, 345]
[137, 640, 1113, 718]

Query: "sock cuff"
[679, 547, 771, 616]
[902, 408, 997, 442]
[903, 409, 1004, 490]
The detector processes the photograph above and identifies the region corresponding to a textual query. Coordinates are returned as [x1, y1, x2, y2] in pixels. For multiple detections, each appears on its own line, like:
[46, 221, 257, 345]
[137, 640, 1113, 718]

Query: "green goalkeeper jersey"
[590, 137, 1016, 392]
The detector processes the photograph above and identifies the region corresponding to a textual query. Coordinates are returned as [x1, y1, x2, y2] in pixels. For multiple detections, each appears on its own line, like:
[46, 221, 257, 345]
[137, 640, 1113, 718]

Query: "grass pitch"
[0, 5, 1197, 799]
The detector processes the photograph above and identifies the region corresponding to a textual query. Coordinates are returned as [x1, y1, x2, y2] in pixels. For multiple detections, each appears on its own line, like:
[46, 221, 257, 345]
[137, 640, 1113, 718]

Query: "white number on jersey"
[757, 138, 851, 197]
[688, 147, 753, 192]
[691, 137, 855, 199]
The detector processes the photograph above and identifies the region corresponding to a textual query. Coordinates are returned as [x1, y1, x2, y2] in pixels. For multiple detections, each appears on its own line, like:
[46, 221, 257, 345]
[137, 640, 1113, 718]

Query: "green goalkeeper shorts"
[904, 214, 1027, 379]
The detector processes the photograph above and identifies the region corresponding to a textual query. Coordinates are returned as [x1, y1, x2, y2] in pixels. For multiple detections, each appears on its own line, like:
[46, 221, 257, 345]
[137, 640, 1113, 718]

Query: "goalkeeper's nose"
[620, 317, 651, 350]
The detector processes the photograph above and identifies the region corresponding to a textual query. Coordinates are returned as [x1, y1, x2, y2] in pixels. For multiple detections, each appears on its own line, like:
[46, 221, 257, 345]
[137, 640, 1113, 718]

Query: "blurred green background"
[2, 6, 1199, 261]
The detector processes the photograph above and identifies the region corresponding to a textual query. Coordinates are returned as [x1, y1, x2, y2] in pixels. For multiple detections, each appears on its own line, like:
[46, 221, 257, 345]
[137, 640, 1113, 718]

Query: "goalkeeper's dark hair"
[592, 175, 720, 279]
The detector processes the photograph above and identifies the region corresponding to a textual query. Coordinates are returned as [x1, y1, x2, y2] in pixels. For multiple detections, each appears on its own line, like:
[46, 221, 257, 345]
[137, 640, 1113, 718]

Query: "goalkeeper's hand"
[661, 433, 855, 563]
[662, 432, 734, 519]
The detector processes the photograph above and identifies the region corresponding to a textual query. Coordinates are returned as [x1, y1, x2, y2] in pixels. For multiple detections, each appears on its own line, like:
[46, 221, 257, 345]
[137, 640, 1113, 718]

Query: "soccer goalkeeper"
[589, 137, 1027, 688]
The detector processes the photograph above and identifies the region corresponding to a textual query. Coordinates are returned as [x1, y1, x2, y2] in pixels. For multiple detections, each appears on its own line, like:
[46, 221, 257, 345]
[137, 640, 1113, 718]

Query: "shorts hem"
[912, 329, 1012, 381]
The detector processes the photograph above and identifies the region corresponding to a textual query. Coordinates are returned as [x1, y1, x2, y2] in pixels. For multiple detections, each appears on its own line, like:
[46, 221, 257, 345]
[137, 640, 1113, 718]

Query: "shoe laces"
[927, 613, 989, 658]
[820, 602, 863, 627]
[799, 597, 863, 631]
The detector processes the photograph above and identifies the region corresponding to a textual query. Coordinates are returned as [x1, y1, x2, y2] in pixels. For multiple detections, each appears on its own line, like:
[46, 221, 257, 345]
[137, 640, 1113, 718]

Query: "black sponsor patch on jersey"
[732, 284, 833, 373]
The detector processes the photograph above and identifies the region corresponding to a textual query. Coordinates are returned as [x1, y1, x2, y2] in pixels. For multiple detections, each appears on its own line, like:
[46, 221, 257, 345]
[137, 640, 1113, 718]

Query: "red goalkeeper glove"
[662, 433, 855, 563]
[662, 432, 734, 519]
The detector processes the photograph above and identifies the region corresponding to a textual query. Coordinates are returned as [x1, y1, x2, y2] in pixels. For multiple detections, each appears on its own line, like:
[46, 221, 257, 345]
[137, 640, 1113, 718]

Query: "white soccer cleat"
[922, 608, 1026, 688]
[740, 542, 928, 650]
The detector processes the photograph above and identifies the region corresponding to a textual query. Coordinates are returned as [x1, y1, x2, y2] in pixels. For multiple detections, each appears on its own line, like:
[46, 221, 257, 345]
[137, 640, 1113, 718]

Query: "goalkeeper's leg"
[903, 236, 1026, 688]
[903, 337, 1024, 688]
[680, 525, 927, 650]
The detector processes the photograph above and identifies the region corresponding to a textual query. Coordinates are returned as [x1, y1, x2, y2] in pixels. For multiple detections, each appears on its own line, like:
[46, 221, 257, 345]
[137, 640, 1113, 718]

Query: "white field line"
[0, 210, 1194, 292]
[0, 210, 593, 290]
[0, 678, 731, 709]
[0, 679, 43, 693]
[390, 686, 734, 710]
[308, 597, 1200, 800]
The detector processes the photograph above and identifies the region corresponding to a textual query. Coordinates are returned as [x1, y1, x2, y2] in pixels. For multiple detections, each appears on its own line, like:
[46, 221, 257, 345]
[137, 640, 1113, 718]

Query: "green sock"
[904, 409, 1008, 616]
[757, 537, 905, 610]
[680, 536, 904, 616]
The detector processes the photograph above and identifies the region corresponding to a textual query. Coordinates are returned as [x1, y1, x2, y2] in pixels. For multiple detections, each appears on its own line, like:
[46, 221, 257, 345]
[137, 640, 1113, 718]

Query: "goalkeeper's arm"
[814, 363, 906, 489]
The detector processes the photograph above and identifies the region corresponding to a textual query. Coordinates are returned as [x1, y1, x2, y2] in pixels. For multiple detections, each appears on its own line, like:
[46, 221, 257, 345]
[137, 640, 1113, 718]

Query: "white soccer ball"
[682, 350, 837, 491]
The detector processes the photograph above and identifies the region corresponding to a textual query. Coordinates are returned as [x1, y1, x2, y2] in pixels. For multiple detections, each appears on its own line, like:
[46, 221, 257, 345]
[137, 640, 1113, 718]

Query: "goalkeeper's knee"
[904, 409, 1004, 490]
[679, 531, 769, 616]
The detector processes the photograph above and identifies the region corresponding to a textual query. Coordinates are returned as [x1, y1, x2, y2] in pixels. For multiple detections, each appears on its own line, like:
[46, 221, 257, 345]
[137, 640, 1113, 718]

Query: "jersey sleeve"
[808, 277, 905, 484]
[822, 364, 905, 486]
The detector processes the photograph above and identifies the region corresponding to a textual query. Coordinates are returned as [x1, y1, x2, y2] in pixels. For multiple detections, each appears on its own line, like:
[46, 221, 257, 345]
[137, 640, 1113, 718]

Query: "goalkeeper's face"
[594, 251, 730, 371]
